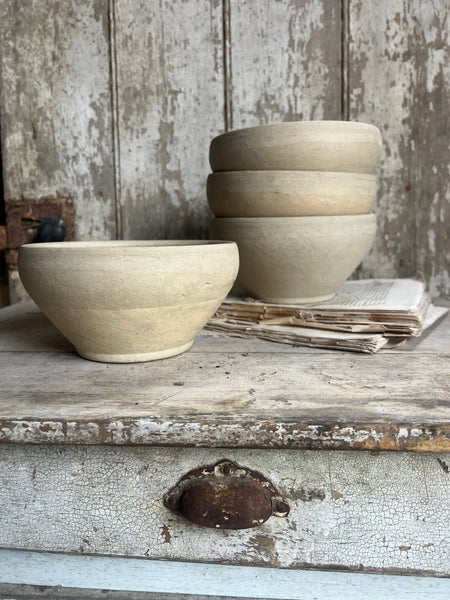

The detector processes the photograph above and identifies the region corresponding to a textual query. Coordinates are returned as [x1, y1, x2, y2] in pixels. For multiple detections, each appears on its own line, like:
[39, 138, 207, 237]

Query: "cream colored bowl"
[18, 240, 239, 363]
[207, 171, 376, 217]
[210, 215, 376, 304]
[210, 121, 382, 174]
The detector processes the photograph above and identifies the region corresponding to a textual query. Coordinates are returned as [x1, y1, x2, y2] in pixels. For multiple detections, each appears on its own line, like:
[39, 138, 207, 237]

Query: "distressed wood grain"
[0, 303, 449, 450]
[1, 445, 449, 574]
[348, 0, 450, 298]
[229, 0, 342, 128]
[113, 0, 223, 240]
[0, 0, 117, 240]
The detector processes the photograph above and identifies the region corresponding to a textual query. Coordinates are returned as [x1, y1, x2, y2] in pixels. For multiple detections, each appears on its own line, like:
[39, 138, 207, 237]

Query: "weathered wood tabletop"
[0, 302, 449, 451]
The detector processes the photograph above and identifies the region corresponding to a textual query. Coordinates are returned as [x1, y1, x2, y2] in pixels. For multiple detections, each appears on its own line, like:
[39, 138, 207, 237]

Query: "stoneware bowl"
[209, 121, 382, 174]
[18, 240, 239, 363]
[210, 215, 376, 304]
[207, 171, 376, 217]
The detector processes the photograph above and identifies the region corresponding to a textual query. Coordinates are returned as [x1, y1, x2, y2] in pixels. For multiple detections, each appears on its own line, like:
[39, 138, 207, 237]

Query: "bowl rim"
[211, 120, 381, 143]
[19, 240, 237, 251]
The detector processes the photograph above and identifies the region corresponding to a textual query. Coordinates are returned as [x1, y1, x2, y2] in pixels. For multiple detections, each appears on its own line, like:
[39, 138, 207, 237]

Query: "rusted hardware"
[163, 459, 290, 530]
[0, 225, 6, 251]
[0, 198, 74, 269]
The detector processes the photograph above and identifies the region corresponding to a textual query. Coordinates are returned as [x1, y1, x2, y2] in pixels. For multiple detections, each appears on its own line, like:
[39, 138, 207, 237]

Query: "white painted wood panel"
[229, 0, 342, 128]
[0, 0, 117, 240]
[348, 0, 450, 297]
[114, 0, 224, 240]
[0, 1, 448, 303]
[1, 549, 449, 599]
[1, 445, 449, 574]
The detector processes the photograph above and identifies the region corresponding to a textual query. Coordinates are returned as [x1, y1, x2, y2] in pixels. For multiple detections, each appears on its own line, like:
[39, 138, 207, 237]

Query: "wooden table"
[0, 302, 449, 600]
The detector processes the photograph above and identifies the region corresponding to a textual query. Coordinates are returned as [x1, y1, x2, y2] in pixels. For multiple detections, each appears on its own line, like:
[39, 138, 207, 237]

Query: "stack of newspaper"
[205, 277, 447, 353]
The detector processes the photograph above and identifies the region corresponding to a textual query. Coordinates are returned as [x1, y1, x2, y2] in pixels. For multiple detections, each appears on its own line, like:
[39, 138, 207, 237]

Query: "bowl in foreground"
[210, 121, 382, 174]
[210, 215, 376, 304]
[207, 171, 376, 217]
[18, 240, 239, 363]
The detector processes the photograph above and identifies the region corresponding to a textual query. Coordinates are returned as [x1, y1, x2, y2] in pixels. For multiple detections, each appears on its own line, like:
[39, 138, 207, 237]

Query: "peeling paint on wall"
[0, 0, 448, 299]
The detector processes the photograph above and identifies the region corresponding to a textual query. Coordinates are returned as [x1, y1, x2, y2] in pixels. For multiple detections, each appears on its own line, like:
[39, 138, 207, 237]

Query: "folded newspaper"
[204, 277, 448, 353]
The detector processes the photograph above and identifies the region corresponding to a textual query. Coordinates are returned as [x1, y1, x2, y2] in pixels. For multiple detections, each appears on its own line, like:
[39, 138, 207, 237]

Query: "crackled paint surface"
[0, 445, 449, 574]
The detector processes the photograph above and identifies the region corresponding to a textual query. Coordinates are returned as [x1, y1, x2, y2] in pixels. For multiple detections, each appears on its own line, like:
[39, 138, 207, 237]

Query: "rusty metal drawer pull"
[164, 459, 289, 530]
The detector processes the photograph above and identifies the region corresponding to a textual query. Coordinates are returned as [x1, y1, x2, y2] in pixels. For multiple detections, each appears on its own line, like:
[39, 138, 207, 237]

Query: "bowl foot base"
[76, 340, 194, 363]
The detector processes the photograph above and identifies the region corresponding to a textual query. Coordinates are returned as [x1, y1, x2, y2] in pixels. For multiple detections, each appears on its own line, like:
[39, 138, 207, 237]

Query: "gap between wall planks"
[108, 0, 124, 241]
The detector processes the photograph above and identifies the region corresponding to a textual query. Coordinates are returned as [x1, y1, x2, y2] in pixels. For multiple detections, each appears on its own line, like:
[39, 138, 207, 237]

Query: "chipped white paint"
[1, 550, 449, 600]
[114, 0, 224, 241]
[229, 0, 341, 127]
[0, 0, 448, 302]
[0, 306, 449, 589]
[0, 0, 117, 240]
[349, 0, 450, 297]
[1, 419, 448, 452]
[0, 445, 449, 574]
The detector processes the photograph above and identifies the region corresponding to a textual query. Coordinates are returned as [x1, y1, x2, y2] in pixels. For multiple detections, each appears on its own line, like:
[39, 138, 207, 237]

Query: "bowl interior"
[20, 240, 234, 250]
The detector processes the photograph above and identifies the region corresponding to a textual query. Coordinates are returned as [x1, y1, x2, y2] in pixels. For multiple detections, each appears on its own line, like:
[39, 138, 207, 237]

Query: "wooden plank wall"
[114, 0, 224, 240]
[347, 0, 450, 297]
[0, 0, 448, 301]
[228, 1, 341, 127]
[0, 0, 117, 239]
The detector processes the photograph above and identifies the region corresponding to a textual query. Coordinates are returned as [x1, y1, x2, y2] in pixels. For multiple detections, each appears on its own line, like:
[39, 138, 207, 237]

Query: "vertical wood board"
[114, 0, 224, 240]
[229, 0, 342, 129]
[348, 0, 450, 298]
[0, 0, 117, 240]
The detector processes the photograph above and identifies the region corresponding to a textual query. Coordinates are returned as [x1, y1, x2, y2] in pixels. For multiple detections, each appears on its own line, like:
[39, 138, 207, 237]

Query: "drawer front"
[1, 444, 449, 575]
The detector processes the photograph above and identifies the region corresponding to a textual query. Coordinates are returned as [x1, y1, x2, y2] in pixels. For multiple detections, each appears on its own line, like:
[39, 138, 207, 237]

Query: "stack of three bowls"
[209, 121, 381, 304]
